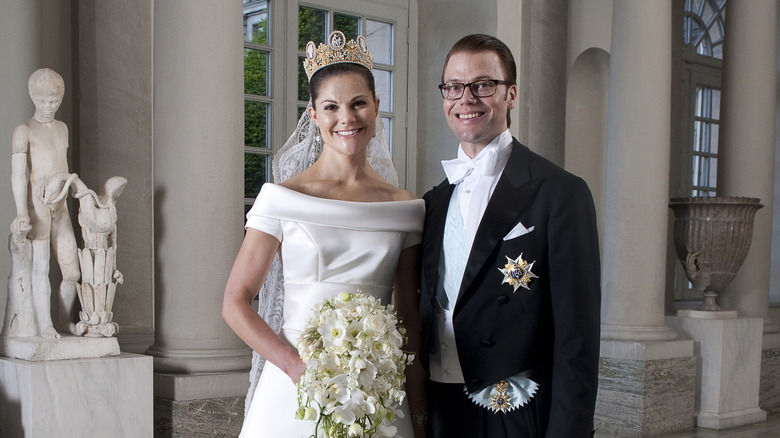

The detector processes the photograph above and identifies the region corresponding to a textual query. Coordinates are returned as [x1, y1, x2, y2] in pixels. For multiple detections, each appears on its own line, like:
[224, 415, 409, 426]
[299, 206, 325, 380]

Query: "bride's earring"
[314, 128, 322, 144]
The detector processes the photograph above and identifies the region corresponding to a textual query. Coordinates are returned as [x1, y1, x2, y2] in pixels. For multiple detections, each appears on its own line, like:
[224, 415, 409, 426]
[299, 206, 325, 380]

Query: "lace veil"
[245, 102, 398, 413]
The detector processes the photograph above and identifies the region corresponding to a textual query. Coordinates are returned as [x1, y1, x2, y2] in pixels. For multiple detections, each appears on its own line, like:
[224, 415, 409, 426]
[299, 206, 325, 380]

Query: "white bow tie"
[441, 148, 499, 184]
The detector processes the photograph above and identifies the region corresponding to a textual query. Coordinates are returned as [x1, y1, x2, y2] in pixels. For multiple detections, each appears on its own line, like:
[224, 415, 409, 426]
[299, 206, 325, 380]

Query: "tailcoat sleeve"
[545, 174, 601, 437]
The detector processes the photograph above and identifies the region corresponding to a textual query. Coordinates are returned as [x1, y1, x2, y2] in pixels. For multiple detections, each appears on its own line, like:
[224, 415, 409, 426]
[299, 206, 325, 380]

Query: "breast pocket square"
[503, 222, 535, 240]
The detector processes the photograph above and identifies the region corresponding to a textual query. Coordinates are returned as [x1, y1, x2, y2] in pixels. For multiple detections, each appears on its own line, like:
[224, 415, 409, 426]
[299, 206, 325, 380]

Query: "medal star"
[488, 380, 513, 413]
[499, 253, 538, 292]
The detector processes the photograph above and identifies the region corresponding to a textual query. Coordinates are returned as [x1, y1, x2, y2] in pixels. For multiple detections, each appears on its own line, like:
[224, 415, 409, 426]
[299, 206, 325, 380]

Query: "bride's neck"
[312, 150, 368, 184]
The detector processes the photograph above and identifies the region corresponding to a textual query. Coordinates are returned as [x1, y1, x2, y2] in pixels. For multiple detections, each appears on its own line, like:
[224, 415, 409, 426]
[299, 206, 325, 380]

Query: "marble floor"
[595, 412, 780, 437]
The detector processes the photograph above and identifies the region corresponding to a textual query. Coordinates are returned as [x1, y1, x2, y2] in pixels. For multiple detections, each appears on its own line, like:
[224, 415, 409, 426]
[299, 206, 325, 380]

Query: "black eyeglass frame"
[438, 79, 515, 100]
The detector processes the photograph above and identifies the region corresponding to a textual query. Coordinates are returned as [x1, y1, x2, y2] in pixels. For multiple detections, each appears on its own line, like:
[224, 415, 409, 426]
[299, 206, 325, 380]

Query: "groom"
[419, 34, 601, 437]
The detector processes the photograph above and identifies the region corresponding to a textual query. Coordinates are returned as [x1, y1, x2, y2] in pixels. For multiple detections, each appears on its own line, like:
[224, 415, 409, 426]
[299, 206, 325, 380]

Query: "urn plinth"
[669, 197, 762, 311]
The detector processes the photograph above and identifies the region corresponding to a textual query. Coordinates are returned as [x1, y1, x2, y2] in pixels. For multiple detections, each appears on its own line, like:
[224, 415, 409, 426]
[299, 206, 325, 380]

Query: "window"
[683, 0, 726, 60]
[242, 0, 412, 214]
[691, 85, 720, 196]
[296, 5, 397, 153]
[673, 0, 726, 301]
[681, 0, 725, 198]
[243, 0, 273, 215]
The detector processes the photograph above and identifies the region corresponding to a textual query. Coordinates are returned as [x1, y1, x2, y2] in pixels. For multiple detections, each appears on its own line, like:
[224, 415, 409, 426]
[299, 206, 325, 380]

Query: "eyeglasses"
[438, 79, 515, 100]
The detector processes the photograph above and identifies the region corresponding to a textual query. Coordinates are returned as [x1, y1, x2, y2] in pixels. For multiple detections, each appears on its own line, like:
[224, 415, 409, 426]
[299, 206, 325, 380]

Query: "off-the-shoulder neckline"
[264, 183, 422, 205]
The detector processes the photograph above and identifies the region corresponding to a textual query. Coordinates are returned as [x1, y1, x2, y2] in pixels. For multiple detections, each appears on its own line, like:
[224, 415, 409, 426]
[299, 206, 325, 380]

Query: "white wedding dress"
[239, 183, 424, 438]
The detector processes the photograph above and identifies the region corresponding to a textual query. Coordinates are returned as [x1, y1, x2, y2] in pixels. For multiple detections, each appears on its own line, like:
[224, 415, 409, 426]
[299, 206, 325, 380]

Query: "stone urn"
[669, 196, 762, 311]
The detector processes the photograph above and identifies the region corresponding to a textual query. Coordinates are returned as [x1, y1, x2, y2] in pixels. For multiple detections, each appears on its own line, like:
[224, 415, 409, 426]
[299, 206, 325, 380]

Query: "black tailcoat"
[420, 139, 601, 437]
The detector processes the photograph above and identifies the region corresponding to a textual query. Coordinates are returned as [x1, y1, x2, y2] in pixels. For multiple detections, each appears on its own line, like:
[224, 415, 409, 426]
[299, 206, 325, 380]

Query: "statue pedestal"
[666, 315, 767, 429]
[0, 353, 153, 437]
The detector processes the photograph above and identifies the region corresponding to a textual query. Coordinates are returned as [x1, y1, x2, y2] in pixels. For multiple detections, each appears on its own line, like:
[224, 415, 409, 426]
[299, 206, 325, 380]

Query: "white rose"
[363, 314, 386, 337]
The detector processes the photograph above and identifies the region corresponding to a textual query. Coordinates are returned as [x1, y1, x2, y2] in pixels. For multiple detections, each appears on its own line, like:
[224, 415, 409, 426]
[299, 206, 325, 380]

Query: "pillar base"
[0, 353, 153, 437]
[667, 316, 767, 430]
[154, 395, 244, 438]
[697, 407, 766, 430]
[596, 339, 696, 435]
[761, 333, 780, 412]
[152, 371, 250, 437]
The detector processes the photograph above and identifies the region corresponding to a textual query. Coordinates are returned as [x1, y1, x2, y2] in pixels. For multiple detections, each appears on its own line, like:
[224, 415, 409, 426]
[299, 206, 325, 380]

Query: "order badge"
[499, 253, 538, 292]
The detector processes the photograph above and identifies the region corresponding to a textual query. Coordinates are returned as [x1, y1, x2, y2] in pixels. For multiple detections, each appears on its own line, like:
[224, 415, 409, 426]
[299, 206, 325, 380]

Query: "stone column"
[595, 2, 695, 435]
[524, 0, 567, 165]
[76, 0, 155, 355]
[717, 0, 778, 334]
[601, 1, 676, 343]
[146, 1, 249, 435]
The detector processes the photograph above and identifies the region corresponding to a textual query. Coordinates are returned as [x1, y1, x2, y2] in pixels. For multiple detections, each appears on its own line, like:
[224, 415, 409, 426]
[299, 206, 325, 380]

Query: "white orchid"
[296, 292, 412, 438]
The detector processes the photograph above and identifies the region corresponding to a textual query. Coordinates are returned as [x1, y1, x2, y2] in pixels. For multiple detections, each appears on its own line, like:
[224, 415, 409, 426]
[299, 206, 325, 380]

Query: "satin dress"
[239, 183, 424, 438]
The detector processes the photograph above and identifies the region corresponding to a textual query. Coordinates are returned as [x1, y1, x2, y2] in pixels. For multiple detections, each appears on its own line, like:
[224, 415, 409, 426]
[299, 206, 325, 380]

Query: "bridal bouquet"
[296, 291, 414, 438]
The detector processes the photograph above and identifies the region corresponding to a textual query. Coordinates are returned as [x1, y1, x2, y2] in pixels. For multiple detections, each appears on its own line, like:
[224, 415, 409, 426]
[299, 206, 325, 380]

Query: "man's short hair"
[441, 34, 517, 86]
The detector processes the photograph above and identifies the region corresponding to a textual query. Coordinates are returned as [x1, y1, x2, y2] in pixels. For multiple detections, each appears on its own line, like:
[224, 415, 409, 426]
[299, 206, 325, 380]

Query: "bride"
[222, 31, 428, 437]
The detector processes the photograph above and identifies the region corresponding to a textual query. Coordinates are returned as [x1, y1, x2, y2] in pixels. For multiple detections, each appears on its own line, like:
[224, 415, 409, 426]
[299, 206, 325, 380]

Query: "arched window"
[681, 0, 726, 197]
[673, 0, 726, 301]
[683, 0, 726, 60]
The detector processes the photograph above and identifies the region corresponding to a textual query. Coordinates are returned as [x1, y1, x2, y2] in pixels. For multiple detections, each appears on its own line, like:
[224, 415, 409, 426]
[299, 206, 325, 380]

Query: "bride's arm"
[393, 244, 429, 438]
[222, 228, 306, 383]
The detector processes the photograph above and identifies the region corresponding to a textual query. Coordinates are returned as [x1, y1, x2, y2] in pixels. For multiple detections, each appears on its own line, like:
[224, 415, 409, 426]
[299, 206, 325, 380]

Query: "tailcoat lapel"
[422, 181, 455, 301]
[457, 140, 543, 307]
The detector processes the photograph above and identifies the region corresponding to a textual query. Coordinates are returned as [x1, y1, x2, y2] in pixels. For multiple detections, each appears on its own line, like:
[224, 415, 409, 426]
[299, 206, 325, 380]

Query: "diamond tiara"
[303, 30, 374, 81]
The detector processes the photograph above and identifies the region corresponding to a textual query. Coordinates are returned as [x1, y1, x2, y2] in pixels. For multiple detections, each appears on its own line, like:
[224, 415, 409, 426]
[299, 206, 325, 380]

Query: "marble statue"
[41, 173, 127, 337]
[4, 68, 80, 339]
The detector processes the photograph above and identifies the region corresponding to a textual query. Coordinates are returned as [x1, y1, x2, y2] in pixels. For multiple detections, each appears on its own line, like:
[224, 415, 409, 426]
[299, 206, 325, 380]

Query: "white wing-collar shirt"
[441, 129, 513, 247]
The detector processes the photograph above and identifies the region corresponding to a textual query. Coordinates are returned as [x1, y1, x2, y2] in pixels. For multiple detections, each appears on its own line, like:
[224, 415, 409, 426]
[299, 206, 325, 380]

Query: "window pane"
[334, 13, 360, 39]
[700, 122, 711, 153]
[712, 44, 723, 59]
[701, 1, 715, 24]
[373, 69, 392, 112]
[697, 38, 712, 57]
[244, 49, 269, 96]
[382, 117, 392, 154]
[245, 101, 269, 148]
[711, 89, 721, 119]
[709, 21, 723, 44]
[710, 124, 719, 154]
[691, 0, 703, 14]
[244, 1, 269, 44]
[245, 152, 270, 198]
[299, 6, 327, 50]
[695, 87, 704, 117]
[366, 20, 393, 65]
[298, 56, 310, 102]
[701, 88, 712, 118]
[691, 156, 707, 187]
[708, 157, 718, 187]
[699, 156, 710, 188]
